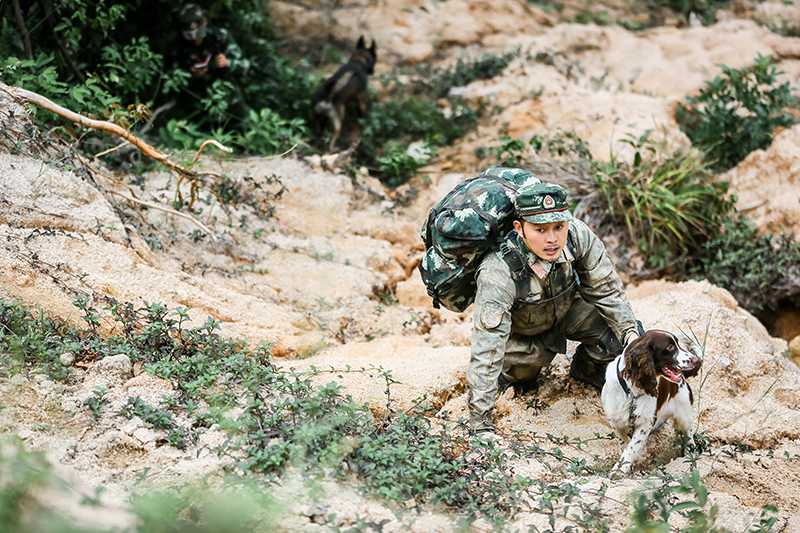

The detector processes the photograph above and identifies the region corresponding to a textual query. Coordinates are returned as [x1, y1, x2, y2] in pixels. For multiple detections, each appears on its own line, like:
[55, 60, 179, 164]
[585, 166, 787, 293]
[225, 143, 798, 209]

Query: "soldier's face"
[514, 220, 569, 261]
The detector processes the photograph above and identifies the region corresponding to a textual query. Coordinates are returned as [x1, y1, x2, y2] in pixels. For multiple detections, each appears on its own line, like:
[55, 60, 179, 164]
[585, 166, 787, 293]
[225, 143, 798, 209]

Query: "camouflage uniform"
[177, 26, 250, 80]
[176, 5, 251, 128]
[467, 184, 639, 433]
[418, 167, 542, 313]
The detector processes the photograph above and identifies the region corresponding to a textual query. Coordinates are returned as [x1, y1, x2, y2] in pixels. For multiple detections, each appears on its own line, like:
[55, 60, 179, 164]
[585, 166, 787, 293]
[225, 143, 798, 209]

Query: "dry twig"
[1, 84, 231, 237]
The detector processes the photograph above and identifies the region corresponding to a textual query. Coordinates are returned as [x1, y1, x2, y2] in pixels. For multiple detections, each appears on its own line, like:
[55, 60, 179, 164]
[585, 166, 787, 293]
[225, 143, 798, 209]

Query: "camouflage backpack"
[418, 167, 541, 312]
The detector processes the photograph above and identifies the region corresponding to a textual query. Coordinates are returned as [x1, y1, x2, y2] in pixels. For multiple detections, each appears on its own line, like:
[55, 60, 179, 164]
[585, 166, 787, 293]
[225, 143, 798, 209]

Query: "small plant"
[376, 143, 419, 187]
[533, 129, 593, 161]
[489, 135, 527, 166]
[0, 300, 74, 380]
[0, 295, 789, 531]
[118, 396, 176, 431]
[677, 53, 799, 172]
[627, 468, 779, 533]
[84, 387, 110, 422]
[410, 50, 519, 99]
[239, 107, 308, 154]
[657, 0, 730, 27]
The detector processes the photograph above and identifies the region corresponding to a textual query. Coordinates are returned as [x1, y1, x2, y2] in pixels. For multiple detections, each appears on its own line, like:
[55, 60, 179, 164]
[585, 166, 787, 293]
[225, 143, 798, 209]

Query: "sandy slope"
[2, 1, 800, 530]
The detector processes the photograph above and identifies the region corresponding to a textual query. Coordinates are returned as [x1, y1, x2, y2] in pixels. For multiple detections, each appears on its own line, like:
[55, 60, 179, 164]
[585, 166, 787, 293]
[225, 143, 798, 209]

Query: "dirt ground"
[2, 0, 800, 531]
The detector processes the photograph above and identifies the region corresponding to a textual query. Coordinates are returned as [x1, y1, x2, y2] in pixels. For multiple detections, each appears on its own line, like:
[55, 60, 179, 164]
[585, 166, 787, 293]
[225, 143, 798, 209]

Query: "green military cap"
[178, 4, 207, 40]
[514, 182, 574, 224]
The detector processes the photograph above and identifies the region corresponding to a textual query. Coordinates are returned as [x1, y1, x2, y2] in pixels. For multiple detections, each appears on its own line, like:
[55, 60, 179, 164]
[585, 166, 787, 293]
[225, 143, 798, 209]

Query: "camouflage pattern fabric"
[174, 26, 251, 127]
[466, 219, 639, 432]
[514, 182, 574, 224]
[178, 26, 250, 78]
[418, 167, 541, 312]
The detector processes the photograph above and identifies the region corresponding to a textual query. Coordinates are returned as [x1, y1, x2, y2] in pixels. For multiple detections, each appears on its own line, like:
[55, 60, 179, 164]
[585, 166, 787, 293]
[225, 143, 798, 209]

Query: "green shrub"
[488, 135, 527, 166]
[375, 143, 420, 187]
[0, 0, 314, 157]
[0, 300, 74, 381]
[351, 52, 515, 186]
[656, 0, 730, 26]
[524, 128, 735, 272]
[409, 50, 519, 99]
[692, 216, 800, 317]
[357, 94, 480, 186]
[677, 53, 798, 172]
[592, 130, 736, 269]
[0, 295, 790, 531]
[628, 468, 778, 533]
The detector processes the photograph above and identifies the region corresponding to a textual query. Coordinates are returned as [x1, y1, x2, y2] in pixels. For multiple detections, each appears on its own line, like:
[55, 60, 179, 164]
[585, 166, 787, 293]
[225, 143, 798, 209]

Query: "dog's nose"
[690, 355, 699, 366]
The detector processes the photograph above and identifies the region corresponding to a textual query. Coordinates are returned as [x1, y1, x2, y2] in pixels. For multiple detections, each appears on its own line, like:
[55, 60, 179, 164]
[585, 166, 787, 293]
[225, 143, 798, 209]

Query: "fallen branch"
[3, 85, 231, 177]
[106, 189, 216, 239]
[1, 83, 230, 235]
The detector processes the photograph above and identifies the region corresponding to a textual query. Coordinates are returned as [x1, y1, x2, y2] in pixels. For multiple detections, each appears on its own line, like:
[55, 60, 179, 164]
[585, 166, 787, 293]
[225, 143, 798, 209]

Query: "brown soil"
[2, 1, 800, 531]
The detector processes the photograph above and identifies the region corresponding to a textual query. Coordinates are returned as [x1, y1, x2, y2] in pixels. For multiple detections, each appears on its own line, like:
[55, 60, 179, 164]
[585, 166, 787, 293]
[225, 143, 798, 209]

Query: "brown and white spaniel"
[601, 329, 701, 477]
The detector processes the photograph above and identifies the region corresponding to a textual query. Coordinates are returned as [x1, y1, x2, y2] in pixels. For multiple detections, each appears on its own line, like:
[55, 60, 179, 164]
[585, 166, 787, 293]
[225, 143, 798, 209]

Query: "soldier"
[176, 3, 251, 127]
[467, 181, 643, 436]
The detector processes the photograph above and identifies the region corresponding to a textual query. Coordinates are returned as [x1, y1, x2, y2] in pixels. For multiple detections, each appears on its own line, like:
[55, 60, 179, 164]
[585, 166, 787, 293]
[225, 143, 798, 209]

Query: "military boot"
[497, 367, 541, 397]
[569, 344, 609, 390]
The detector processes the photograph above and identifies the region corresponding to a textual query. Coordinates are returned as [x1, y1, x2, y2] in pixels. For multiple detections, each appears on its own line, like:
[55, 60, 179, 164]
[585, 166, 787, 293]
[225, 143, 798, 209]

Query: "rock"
[59, 352, 77, 366]
[789, 334, 800, 356]
[88, 354, 133, 386]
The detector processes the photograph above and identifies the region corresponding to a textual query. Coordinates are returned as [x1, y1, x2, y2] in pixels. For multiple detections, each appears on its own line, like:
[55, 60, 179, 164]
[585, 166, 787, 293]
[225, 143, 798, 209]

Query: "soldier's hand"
[624, 331, 639, 346]
[214, 53, 228, 68]
[190, 65, 208, 78]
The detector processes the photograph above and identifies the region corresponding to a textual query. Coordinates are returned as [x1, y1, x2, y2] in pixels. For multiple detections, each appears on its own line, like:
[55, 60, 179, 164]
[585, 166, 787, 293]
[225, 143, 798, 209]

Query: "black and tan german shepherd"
[313, 36, 377, 152]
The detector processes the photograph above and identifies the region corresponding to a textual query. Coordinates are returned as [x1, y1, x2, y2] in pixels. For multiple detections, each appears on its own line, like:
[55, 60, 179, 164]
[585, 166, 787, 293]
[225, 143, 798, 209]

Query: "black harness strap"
[498, 240, 526, 280]
[616, 357, 631, 395]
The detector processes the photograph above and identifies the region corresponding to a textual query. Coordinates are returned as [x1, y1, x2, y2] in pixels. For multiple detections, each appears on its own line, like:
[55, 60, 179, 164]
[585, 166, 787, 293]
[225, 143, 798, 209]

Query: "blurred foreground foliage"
[0, 295, 784, 532]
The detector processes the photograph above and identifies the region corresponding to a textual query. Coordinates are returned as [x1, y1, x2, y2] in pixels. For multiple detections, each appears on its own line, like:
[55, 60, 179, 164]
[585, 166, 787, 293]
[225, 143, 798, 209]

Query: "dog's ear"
[356, 36, 365, 49]
[370, 40, 376, 54]
[624, 334, 659, 396]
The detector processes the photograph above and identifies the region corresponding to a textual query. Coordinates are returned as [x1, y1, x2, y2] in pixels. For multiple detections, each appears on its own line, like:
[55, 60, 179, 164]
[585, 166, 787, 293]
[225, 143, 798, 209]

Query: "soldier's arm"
[218, 28, 250, 77]
[570, 219, 638, 343]
[466, 256, 515, 432]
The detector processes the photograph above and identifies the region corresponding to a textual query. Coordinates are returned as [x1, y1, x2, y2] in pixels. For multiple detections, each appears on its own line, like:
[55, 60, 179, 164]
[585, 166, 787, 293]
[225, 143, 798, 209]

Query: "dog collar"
[616, 357, 631, 395]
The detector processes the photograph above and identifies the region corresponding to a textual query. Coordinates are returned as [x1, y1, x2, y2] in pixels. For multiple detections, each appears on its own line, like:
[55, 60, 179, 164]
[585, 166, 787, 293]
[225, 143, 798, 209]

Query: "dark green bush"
[692, 216, 800, 317]
[677, 53, 798, 172]
[357, 94, 480, 186]
[0, 295, 788, 530]
[0, 299, 74, 381]
[656, 0, 730, 26]
[409, 50, 519, 99]
[523, 129, 736, 272]
[0, 0, 314, 156]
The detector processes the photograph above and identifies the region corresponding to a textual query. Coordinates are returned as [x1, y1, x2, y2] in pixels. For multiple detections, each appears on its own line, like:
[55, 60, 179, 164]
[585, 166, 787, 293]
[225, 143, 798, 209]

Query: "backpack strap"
[565, 233, 580, 287]
[498, 240, 527, 281]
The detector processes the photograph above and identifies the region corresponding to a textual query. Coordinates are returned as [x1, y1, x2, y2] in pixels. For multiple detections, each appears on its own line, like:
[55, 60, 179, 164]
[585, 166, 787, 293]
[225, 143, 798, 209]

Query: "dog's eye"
[668, 345, 675, 351]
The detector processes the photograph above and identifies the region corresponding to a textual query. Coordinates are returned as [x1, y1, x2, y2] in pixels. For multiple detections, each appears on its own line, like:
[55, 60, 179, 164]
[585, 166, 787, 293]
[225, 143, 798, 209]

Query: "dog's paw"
[609, 461, 631, 480]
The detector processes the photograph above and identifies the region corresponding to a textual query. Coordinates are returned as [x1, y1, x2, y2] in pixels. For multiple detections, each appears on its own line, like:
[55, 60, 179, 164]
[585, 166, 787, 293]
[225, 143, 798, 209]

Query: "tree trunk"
[11, 0, 33, 59]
